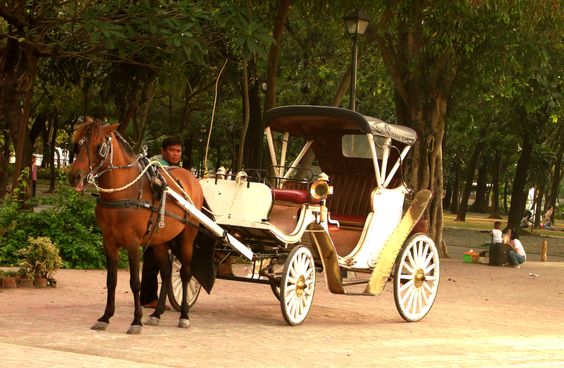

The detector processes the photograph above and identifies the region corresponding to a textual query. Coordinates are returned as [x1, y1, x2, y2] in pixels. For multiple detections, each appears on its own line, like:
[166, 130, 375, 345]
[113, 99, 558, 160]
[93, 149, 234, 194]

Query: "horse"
[68, 117, 204, 334]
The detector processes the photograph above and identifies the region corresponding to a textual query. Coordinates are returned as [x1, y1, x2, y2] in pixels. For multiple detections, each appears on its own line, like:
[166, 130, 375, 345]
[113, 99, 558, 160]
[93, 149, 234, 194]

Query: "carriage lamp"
[310, 173, 332, 201]
[344, 10, 370, 111]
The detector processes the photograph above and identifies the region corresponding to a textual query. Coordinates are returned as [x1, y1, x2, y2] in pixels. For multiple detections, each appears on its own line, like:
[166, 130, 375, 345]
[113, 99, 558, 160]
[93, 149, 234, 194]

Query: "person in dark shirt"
[140, 136, 183, 308]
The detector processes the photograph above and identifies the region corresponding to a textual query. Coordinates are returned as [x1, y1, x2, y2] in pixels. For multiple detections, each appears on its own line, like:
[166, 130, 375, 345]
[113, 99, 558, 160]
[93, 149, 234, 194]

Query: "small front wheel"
[168, 255, 202, 312]
[393, 233, 440, 322]
[280, 246, 316, 326]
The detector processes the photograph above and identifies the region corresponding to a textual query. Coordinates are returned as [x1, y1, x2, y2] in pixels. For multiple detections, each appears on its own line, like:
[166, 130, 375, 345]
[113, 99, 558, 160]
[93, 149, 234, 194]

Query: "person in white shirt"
[508, 230, 526, 268]
[492, 221, 503, 244]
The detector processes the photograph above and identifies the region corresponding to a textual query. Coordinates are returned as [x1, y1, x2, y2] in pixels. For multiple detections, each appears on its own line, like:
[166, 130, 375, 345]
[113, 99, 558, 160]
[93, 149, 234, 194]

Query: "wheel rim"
[280, 246, 316, 326]
[394, 234, 439, 322]
[170, 256, 201, 311]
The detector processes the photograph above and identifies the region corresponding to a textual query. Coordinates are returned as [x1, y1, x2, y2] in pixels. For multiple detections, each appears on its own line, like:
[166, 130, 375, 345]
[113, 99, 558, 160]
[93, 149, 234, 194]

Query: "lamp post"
[344, 10, 370, 111]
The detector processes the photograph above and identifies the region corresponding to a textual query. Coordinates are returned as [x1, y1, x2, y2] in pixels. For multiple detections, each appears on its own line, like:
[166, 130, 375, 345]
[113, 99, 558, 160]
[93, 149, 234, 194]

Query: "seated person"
[507, 230, 526, 268]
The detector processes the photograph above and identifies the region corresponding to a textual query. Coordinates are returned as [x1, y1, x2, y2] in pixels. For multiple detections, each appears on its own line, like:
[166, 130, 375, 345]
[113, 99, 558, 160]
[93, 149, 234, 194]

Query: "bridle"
[74, 129, 140, 186]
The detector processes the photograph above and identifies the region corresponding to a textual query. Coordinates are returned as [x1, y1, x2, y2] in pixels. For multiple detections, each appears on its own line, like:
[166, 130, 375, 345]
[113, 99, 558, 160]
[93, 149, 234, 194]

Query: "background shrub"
[0, 180, 128, 269]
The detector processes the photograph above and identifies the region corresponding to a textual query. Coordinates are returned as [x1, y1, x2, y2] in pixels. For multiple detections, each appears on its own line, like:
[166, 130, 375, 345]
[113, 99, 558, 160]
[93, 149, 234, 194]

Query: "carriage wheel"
[168, 255, 202, 312]
[393, 233, 440, 322]
[280, 246, 316, 326]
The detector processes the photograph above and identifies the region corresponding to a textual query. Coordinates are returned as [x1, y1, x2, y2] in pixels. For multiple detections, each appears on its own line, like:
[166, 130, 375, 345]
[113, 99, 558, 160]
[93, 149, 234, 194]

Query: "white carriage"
[168, 105, 440, 325]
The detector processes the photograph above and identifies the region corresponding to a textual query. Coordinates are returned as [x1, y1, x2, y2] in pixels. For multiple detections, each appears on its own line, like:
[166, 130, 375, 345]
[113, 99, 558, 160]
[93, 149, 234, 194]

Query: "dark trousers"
[32, 181, 37, 197]
[140, 247, 159, 305]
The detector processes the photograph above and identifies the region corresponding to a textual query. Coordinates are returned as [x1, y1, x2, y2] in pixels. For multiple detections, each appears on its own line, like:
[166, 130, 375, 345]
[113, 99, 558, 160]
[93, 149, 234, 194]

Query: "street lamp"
[343, 10, 370, 111]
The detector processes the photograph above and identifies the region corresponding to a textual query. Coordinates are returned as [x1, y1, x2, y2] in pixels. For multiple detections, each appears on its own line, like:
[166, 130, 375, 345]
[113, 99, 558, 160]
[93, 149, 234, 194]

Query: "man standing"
[140, 136, 183, 308]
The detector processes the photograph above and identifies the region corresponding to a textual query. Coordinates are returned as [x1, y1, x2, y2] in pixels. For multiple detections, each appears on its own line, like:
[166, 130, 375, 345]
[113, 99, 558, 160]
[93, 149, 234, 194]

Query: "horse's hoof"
[127, 325, 143, 335]
[91, 321, 109, 331]
[178, 318, 190, 329]
[144, 316, 160, 326]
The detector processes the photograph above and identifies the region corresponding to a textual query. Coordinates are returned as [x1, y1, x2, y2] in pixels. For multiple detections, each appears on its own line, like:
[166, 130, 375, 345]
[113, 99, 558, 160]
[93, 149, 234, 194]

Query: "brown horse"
[68, 117, 204, 334]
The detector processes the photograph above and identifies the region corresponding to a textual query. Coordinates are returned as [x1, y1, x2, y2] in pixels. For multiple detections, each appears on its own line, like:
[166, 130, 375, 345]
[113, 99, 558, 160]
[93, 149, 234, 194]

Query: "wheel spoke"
[422, 250, 434, 269]
[399, 279, 414, 293]
[400, 283, 415, 305]
[406, 249, 416, 269]
[401, 261, 415, 274]
[405, 286, 417, 312]
[424, 262, 438, 274]
[421, 243, 430, 263]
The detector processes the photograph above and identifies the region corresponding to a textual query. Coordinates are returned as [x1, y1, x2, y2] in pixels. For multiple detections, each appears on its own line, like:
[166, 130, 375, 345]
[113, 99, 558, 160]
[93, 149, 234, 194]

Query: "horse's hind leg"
[145, 244, 172, 326]
[92, 245, 119, 331]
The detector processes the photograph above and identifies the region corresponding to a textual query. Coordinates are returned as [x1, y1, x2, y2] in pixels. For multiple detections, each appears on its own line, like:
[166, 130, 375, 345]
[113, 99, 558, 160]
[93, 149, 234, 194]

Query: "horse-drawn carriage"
[69, 105, 439, 333]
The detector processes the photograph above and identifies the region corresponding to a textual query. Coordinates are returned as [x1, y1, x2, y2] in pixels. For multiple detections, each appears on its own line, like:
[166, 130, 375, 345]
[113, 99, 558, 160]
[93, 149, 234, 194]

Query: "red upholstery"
[326, 174, 376, 221]
[272, 189, 310, 203]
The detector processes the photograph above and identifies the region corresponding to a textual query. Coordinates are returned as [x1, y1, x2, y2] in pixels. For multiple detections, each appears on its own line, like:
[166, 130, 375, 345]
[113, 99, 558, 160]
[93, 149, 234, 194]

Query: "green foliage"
[16, 236, 63, 281]
[0, 181, 127, 269]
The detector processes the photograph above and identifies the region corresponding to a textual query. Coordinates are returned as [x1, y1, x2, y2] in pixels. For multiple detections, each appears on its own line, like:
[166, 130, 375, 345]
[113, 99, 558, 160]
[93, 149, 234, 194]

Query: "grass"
[443, 212, 564, 239]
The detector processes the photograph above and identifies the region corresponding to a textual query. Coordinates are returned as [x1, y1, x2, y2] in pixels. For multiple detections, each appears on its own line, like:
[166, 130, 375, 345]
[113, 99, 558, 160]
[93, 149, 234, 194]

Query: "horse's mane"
[72, 117, 135, 155]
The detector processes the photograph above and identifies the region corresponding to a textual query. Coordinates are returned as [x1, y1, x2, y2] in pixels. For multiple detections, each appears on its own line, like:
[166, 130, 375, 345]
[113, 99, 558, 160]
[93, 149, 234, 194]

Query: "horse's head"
[68, 117, 120, 192]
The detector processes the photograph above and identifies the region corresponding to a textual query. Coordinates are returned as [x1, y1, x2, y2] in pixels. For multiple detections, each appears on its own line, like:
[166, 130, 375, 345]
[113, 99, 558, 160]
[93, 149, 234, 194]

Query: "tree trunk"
[237, 60, 250, 171]
[533, 186, 544, 229]
[264, 0, 291, 112]
[399, 95, 448, 257]
[244, 62, 263, 170]
[450, 160, 461, 214]
[443, 181, 452, 210]
[48, 113, 59, 193]
[0, 130, 11, 194]
[489, 150, 502, 219]
[507, 135, 534, 230]
[547, 125, 563, 225]
[12, 52, 39, 199]
[470, 163, 488, 212]
[456, 129, 485, 221]
[331, 66, 352, 107]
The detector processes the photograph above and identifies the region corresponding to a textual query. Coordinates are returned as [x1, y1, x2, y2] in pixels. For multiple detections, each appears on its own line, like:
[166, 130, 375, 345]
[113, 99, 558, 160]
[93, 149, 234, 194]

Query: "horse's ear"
[103, 123, 120, 135]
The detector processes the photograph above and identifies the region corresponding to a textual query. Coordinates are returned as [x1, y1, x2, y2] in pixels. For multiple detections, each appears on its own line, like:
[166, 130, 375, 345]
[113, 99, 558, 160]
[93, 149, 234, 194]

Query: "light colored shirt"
[152, 154, 179, 167]
[492, 229, 503, 244]
[511, 239, 526, 258]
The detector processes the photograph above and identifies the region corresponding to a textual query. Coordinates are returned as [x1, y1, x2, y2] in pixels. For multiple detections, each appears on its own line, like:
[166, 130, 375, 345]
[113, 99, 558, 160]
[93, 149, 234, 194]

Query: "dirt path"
[1, 250, 564, 367]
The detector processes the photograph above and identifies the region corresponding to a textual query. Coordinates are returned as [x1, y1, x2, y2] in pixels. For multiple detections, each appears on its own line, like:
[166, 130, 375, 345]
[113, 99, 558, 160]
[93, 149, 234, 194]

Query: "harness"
[76, 128, 196, 234]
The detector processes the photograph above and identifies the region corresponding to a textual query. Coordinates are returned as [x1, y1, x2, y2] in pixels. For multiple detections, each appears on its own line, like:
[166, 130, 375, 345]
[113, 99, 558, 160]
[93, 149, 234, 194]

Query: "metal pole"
[349, 32, 358, 111]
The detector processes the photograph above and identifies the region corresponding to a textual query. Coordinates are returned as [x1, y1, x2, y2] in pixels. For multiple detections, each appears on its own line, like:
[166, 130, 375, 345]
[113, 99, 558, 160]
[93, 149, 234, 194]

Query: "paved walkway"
[2, 259, 564, 367]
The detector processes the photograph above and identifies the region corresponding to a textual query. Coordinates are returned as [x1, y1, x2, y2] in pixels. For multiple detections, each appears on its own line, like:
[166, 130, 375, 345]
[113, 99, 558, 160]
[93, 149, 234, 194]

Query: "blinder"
[98, 141, 110, 159]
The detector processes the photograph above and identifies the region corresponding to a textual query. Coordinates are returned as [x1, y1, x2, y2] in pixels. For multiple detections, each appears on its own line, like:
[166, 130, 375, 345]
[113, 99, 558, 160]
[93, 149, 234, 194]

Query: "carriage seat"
[272, 180, 318, 204]
[326, 173, 377, 224]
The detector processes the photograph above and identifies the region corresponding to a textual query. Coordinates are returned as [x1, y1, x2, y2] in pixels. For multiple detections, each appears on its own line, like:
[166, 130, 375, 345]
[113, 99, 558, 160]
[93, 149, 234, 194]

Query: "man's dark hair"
[162, 136, 182, 149]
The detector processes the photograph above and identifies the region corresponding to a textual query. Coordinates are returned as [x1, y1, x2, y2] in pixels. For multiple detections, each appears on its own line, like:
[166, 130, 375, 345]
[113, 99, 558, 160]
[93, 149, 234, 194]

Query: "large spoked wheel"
[280, 246, 316, 326]
[168, 255, 202, 312]
[393, 233, 440, 322]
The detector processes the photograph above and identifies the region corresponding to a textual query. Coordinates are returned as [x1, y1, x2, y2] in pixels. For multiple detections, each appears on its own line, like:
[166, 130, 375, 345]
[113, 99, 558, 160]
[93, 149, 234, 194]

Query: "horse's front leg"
[145, 244, 172, 327]
[92, 247, 119, 331]
[126, 246, 143, 334]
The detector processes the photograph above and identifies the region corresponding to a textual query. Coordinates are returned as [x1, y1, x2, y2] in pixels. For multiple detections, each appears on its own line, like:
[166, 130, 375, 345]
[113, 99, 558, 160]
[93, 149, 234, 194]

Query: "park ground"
[1, 217, 564, 368]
